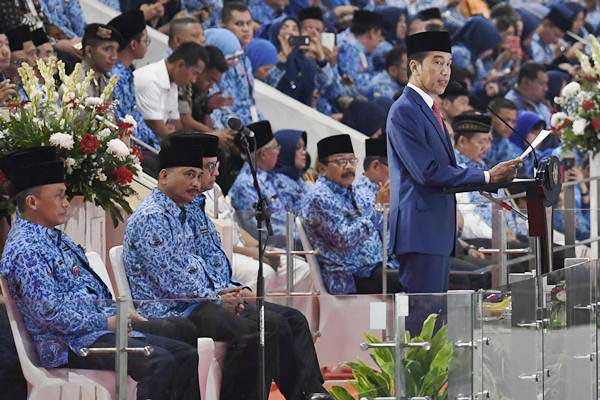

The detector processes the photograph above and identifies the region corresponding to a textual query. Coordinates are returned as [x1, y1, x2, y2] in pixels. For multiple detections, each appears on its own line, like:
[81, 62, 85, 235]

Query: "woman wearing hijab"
[266, 15, 318, 107]
[452, 15, 503, 82]
[516, 8, 541, 60]
[272, 129, 311, 212]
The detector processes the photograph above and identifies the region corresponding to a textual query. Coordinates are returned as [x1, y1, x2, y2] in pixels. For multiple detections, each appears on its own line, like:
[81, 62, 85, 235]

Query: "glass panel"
[393, 292, 476, 400]
[542, 260, 596, 399]
[480, 274, 543, 400]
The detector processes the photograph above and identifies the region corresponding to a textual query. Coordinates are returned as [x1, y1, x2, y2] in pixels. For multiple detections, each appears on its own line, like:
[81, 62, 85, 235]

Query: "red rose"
[113, 166, 134, 185]
[117, 121, 134, 137]
[95, 103, 110, 114]
[0, 171, 7, 186]
[80, 134, 101, 154]
[583, 100, 597, 111]
[592, 118, 600, 130]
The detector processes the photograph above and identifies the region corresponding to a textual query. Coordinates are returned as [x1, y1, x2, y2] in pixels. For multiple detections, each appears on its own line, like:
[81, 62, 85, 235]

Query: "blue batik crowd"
[0, 0, 597, 398]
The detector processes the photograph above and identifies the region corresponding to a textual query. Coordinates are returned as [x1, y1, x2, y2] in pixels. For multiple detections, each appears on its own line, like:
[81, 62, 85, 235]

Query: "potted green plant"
[331, 314, 453, 400]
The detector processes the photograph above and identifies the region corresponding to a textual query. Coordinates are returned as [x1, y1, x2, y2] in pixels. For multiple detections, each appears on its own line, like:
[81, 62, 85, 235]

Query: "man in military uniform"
[81, 23, 122, 100]
[0, 147, 200, 400]
[299, 134, 402, 295]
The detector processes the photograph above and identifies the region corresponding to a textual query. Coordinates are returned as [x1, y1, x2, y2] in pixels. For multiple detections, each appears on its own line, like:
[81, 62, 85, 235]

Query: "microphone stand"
[238, 132, 273, 400]
[487, 106, 539, 171]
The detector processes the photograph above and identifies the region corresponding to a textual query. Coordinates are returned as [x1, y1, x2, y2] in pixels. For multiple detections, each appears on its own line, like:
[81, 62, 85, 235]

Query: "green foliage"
[330, 314, 453, 400]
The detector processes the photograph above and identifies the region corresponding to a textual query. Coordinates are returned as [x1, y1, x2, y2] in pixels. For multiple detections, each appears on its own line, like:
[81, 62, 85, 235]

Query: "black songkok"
[159, 133, 205, 170]
[1, 146, 65, 194]
[108, 10, 147, 50]
[318, 134, 354, 160]
[406, 30, 451, 56]
[248, 120, 275, 150]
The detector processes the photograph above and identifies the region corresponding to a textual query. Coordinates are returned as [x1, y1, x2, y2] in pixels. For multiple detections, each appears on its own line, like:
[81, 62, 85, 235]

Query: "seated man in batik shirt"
[0, 146, 199, 400]
[299, 134, 402, 295]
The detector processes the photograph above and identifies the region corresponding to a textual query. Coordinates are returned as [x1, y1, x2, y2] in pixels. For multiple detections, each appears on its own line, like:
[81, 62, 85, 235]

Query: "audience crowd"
[0, 0, 597, 398]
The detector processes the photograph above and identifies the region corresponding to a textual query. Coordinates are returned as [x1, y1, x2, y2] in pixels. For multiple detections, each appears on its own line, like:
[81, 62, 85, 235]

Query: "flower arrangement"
[552, 36, 600, 154]
[0, 57, 142, 226]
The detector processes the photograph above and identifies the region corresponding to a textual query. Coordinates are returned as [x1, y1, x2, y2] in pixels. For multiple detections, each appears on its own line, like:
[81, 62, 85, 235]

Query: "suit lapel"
[407, 90, 456, 162]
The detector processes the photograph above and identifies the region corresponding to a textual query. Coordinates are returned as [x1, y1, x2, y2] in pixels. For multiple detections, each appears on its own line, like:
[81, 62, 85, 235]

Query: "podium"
[443, 156, 562, 287]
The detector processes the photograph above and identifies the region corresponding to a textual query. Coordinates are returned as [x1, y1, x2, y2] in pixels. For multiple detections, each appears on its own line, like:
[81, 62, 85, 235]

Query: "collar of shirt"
[14, 214, 63, 245]
[319, 175, 353, 198]
[191, 194, 207, 211]
[152, 188, 188, 222]
[355, 174, 378, 192]
[456, 151, 485, 169]
[407, 82, 434, 109]
[156, 60, 173, 90]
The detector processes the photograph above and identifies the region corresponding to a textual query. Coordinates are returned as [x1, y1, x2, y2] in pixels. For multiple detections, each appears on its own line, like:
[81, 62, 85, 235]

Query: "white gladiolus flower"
[550, 112, 568, 128]
[561, 82, 581, 98]
[64, 157, 76, 174]
[49, 132, 74, 149]
[96, 170, 107, 182]
[107, 139, 129, 160]
[122, 115, 137, 130]
[572, 118, 588, 136]
[84, 97, 102, 107]
[132, 162, 143, 178]
[59, 119, 65, 129]
[98, 128, 112, 140]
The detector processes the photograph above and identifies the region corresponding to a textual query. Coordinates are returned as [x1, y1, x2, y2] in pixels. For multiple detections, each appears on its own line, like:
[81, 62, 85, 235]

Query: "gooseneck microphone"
[226, 116, 255, 138]
[487, 106, 539, 170]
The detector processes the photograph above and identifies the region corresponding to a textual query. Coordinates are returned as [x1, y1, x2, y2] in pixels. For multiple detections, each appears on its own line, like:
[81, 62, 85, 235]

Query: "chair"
[108, 246, 226, 400]
[0, 276, 137, 400]
[295, 217, 385, 368]
[86, 252, 115, 299]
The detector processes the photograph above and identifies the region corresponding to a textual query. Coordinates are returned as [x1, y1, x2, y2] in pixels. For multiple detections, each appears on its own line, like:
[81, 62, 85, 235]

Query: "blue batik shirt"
[97, 0, 120, 10]
[366, 71, 401, 101]
[211, 55, 259, 129]
[354, 175, 400, 269]
[299, 176, 382, 294]
[124, 189, 220, 319]
[0, 216, 114, 368]
[337, 29, 377, 96]
[456, 151, 524, 237]
[111, 61, 161, 150]
[229, 163, 289, 245]
[249, 0, 281, 25]
[484, 134, 522, 168]
[530, 33, 555, 65]
[187, 194, 240, 290]
[271, 172, 309, 214]
[39, 0, 85, 38]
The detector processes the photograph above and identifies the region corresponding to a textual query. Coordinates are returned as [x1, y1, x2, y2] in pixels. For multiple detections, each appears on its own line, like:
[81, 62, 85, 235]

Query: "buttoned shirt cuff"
[484, 171, 490, 184]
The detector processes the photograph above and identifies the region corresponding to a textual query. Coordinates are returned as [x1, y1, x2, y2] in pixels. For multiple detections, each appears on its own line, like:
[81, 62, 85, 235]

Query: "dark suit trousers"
[242, 301, 325, 400]
[396, 253, 451, 336]
[66, 333, 199, 400]
[186, 301, 280, 400]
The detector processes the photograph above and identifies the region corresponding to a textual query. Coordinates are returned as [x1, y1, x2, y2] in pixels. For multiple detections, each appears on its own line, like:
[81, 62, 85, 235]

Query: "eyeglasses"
[324, 157, 358, 167]
[204, 161, 220, 173]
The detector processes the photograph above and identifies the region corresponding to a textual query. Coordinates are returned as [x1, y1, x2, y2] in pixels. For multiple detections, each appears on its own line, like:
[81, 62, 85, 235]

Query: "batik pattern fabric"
[298, 176, 382, 294]
[124, 189, 219, 319]
[111, 61, 161, 150]
[0, 216, 114, 368]
[186, 194, 241, 290]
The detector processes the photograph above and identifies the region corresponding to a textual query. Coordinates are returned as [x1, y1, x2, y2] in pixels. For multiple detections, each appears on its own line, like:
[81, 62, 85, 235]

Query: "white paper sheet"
[519, 129, 553, 161]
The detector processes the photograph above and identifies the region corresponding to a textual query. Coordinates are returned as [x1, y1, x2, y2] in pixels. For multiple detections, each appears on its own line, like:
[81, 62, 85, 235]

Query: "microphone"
[227, 116, 254, 138]
[487, 106, 539, 170]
